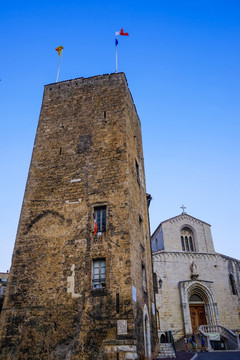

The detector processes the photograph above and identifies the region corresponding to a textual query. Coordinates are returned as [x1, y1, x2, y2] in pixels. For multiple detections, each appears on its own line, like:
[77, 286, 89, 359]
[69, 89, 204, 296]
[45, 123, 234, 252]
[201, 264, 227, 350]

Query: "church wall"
[154, 252, 184, 335]
[152, 227, 163, 252]
[153, 251, 240, 341]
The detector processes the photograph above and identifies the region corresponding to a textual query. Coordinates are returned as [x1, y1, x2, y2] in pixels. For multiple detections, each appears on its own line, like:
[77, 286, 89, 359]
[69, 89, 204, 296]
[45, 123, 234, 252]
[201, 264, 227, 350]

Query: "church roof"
[151, 213, 211, 238]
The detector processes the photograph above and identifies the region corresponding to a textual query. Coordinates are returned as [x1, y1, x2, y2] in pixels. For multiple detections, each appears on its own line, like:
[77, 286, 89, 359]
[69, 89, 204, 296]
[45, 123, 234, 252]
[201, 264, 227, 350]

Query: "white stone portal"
[179, 280, 219, 334]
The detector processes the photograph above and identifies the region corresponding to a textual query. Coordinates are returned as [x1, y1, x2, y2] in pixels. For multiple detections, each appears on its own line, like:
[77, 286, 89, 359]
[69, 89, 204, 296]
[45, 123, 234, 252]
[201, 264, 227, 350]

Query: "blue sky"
[1, 1, 240, 271]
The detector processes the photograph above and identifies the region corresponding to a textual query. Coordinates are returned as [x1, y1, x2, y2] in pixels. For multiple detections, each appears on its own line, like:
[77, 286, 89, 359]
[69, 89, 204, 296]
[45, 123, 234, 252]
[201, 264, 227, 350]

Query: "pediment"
[161, 214, 210, 227]
[151, 213, 211, 238]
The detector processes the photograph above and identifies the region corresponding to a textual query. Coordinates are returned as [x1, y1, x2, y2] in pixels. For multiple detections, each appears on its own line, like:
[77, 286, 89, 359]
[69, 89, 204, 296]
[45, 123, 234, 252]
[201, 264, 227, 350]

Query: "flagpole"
[115, 42, 118, 73]
[56, 55, 62, 82]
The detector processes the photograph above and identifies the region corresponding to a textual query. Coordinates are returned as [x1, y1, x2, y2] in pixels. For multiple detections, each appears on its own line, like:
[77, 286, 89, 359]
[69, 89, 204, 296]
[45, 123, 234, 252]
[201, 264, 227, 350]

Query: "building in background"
[152, 210, 240, 350]
[0, 273, 9, 314]
[0, 73, 158, 360]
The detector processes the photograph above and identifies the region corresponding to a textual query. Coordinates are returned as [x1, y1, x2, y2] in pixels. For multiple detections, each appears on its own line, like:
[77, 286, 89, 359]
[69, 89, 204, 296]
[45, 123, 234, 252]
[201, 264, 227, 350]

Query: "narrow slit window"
[135, 160, 140, 183]
[181, 236, 185, 251]
[229, 274, 237, 295]
[142, 265, 147, 293]
[116, 293, 120, 313]
[189, 236, 194, 251]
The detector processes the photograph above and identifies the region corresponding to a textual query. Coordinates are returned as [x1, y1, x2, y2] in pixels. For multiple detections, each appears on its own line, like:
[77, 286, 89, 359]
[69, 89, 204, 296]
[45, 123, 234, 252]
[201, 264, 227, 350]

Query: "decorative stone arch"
[25, 210, 65, 234]
[143, 304, 151, 359]
[179, 224, 198, 252]
[179, 280, 219, 335]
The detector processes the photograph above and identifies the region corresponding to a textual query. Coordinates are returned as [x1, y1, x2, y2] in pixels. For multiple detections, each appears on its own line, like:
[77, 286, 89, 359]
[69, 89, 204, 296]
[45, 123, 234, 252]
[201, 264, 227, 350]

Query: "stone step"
[157, 343, 176, 359]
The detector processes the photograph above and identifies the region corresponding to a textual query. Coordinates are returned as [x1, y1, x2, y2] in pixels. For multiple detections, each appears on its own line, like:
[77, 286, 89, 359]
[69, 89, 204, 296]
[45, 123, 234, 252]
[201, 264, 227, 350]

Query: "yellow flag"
[55, 46, 64, 56]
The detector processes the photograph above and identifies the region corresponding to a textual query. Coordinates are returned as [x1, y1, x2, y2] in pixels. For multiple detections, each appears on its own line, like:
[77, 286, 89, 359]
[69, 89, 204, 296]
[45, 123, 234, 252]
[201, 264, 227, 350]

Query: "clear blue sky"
[1, 1, 240, 271]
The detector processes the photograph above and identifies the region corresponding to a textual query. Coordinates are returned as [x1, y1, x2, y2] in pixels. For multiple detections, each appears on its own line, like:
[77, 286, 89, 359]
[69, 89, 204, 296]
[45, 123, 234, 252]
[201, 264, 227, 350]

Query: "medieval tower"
[0, 73, 158, 359]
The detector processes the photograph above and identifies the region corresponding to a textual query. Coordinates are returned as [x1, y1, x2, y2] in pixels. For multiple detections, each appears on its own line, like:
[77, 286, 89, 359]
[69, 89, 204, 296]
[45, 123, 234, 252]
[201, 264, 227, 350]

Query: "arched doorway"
[189, 293, 207, 333]
[179, 280, 219, 335]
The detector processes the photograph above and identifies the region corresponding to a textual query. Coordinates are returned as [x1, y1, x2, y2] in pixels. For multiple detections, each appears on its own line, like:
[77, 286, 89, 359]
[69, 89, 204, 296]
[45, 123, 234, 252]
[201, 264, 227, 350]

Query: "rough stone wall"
[0, 73, 157, 359]
[124, 88, 158, 356]
[153, 251, 240, 340]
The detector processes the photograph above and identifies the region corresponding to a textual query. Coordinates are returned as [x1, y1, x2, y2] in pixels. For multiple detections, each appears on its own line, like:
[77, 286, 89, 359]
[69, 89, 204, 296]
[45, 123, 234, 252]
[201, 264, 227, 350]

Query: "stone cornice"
[152, 251, 240, 264]
[179, 279, 214, 284]
[153, 251, 220, 261]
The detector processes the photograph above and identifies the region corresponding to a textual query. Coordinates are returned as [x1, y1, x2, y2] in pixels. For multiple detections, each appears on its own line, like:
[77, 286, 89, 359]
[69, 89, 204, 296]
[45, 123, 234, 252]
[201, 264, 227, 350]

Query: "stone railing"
[199, 324, 239, 351]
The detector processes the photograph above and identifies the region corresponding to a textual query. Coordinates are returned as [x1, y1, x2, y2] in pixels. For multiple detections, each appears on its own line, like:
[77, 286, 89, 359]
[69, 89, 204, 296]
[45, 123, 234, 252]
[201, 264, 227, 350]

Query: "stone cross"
[180, 204, 186, 214]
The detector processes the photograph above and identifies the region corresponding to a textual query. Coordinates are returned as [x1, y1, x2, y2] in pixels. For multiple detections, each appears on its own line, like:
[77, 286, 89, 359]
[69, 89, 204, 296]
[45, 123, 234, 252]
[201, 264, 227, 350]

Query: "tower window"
[180, 227, 195, 252]
[92, 259, 106, 289]
[135, 160, 140, 183]
[94, 206, 106, 232]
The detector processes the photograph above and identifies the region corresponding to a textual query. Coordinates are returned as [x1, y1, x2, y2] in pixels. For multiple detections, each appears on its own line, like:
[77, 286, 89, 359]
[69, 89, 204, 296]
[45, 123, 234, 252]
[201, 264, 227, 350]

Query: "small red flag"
[93, 212, 98, 235]
[120, 28, 129, 36]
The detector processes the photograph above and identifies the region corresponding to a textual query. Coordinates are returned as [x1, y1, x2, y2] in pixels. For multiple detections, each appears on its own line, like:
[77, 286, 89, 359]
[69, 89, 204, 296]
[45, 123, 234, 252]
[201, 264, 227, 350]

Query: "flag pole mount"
[56, 55, 62, 82]
[115, 42, 118, 73]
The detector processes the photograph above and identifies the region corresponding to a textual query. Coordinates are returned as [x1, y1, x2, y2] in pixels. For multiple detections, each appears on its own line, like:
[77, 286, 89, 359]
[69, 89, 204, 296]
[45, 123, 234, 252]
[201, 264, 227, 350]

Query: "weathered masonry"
[0, 73, 158, 359]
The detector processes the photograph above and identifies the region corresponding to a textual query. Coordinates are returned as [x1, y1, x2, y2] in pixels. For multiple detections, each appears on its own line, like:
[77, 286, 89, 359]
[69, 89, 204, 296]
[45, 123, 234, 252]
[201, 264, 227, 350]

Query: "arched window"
[229, 274, 237, 295]
[180, 227, 195, 252]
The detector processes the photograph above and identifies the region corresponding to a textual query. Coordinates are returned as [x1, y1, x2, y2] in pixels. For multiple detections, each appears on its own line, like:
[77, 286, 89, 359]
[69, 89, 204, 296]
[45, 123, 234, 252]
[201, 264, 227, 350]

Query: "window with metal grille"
[92, 259, 106, 289]
[94, 206, 106, 232]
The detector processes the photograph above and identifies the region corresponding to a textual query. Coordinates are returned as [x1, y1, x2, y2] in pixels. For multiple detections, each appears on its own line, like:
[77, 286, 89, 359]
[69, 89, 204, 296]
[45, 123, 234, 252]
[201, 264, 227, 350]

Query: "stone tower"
[0, 73, 158, 359]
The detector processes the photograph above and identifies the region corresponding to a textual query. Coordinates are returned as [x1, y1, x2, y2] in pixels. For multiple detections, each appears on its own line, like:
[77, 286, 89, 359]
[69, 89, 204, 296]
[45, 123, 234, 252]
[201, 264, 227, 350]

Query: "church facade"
[151, 211, 240, 344]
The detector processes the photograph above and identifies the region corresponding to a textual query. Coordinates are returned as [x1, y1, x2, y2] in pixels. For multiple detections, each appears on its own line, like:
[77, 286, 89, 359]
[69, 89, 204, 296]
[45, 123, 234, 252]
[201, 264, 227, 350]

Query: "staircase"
[199, 325, 240, 351]
[157, 343, 176, 359]
[157, 331, 176, 359]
